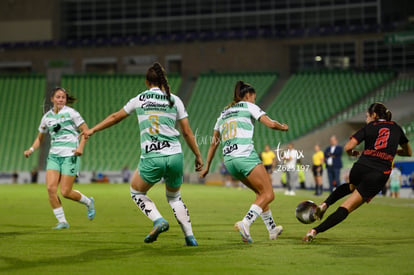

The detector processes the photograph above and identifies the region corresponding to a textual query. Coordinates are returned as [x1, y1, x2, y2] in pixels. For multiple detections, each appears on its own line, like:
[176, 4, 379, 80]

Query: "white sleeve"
[173, 95, 188, 120]
[72, 109, 85, 127]
[213, 116, 221, 131]
[38, 114, 48, 133]
[247, 102, 266, 121]
[123, 96, 139, 115]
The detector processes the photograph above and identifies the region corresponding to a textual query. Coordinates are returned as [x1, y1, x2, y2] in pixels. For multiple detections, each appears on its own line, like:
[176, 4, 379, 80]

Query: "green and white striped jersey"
[214, 101, 265, 159]
[123, 87, 188, 158]
[39, 105, 85, 157]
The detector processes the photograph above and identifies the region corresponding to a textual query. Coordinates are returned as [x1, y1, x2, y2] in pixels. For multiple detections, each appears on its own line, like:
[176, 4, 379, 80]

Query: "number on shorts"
[149, 115, 159, 134]
[374, 127, 390, 150]
[222, 121, 237, 141]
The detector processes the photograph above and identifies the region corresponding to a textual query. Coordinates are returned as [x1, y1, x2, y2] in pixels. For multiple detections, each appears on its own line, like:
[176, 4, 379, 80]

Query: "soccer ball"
[295, 200, 317, 224]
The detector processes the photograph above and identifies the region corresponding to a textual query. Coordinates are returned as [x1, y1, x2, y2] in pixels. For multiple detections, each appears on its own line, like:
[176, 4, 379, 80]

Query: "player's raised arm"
[83, 108, 129, 138]
[259, 115, 288, 131]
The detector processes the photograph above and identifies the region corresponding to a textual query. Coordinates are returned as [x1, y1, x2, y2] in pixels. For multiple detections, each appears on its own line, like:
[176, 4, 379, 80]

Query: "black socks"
[324, 183, 352, 206]
[314, 207, 349, 233]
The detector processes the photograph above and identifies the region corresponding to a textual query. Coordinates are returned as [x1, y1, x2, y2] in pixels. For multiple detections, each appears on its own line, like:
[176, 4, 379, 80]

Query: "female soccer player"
[24, 87, 95, 229]
[82, 62, 203, 246]
[200, 80, 288, 243]
[303, 102, 412, 242]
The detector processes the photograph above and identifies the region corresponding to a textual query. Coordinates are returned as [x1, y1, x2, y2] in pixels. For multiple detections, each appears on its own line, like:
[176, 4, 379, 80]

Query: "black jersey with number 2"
[351, 120, 409, 174]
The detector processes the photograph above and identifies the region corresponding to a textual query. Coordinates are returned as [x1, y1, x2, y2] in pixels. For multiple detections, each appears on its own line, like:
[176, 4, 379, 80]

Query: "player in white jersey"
[200, 81, 288, 243]
[82, 62, 203, 246]
[24, 87, 95, 229]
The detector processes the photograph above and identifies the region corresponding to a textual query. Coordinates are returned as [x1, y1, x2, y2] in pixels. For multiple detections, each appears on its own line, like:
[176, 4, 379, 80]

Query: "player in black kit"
[303, 102, 412, 242]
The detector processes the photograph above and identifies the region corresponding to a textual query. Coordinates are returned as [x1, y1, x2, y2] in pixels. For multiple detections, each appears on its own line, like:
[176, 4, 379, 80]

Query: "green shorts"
[224, 151, 261, 180]
[47, 154, 80, 176]
[138, 153, 183, 189]
[390, 181, 400, 192]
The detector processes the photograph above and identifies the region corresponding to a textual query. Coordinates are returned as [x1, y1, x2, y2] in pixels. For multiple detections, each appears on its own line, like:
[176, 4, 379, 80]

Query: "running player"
[303, 102, 412, 242]
[200, 80, 288, 243]
[24, 87, 95, 229]
[82, 62, 203, 246]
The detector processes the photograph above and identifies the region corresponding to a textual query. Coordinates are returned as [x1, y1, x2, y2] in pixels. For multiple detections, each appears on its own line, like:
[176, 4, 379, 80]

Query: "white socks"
[166, 190, 193, 237]
[75, 190, 91, 207]
[242, 204, 263, 227]
[261, 209, 277, 233]
[130, 187, 162, 222]
[53, 207, 68, 223]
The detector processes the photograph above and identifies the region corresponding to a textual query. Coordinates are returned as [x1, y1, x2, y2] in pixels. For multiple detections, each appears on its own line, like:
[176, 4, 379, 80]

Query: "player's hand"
[199, 169, 209, 178]
[80, 129, 94, 139]
[280, 123, 289, 131]
[73, 148, 83, 156]
[351, 150, 360, 157]
[24, 149, 32, 158]
[195, 156, 203, 172]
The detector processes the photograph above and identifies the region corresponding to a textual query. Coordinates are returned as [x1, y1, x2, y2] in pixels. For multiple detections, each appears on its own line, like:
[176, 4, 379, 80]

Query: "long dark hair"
[227, 80, 256, 108]
[146, 62, 173, 107]
[368, 102, 392, 121]
[51, 87, 77, 105]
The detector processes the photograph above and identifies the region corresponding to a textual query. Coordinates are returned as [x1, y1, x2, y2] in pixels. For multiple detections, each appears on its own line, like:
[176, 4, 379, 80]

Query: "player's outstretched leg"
[130, 187, 168, 243]
[316, 183, 353, 220]
[73, 190, 95, 220]
[261, 209, 283, 240]
[166, 190, 198, 246]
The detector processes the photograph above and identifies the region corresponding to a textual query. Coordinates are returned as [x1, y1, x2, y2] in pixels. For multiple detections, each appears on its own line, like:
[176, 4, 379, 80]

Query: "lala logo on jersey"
[145, 136, 171, 153]
[223, 141, 238, 155]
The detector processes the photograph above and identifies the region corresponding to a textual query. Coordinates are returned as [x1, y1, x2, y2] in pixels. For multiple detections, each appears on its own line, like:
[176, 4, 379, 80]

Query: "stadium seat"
[0, 75, 46, 172]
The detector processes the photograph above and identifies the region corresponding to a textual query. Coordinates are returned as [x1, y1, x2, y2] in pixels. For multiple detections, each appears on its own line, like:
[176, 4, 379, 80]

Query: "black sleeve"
[399, 126, 409, 145]
[351, 126, 366, 144]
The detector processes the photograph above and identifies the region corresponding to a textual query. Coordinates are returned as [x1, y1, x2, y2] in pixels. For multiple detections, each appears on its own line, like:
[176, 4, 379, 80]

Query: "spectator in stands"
[200, 80, 288, 243]
[24, 87, 95, 229]
[82, 62, 202, 246]
[324, 135, 343, 193]
[312, 144, 325, 196]
[261, 145, 276, 186]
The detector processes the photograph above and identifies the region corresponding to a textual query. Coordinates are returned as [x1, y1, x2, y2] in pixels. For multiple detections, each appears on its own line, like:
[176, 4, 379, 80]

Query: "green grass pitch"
[1, 183, 414, 274]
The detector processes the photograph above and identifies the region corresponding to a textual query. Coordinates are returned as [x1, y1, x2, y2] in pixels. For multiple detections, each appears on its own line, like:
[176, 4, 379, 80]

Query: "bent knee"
[260, 191, 274, 204]
[60, 189, 72, 198]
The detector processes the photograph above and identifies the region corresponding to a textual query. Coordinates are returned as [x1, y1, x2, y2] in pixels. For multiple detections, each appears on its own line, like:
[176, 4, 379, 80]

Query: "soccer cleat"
[185, 235, 198, 246]
[269, 225, 283, 240]
[234, 221, 253, 243]
[144, 218, 169, 243]
[302, 229, 317, 242]
[87, 197, 95, 220]
[52, 222, 70, 229]
[314, 202, 327, 220]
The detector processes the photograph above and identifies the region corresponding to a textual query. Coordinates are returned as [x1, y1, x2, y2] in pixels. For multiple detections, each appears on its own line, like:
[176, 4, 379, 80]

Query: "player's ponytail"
[51, 87, 77, 105]
[368, 102, 392, 121]
[147, 62, 174, 108]
[227, 80, 256, 108]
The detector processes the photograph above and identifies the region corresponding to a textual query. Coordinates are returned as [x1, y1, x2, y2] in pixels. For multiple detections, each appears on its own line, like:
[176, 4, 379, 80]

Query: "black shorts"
[264, 164, 273, 173]
[349, 163, 390, 202]
[312, 165, 323, 177]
